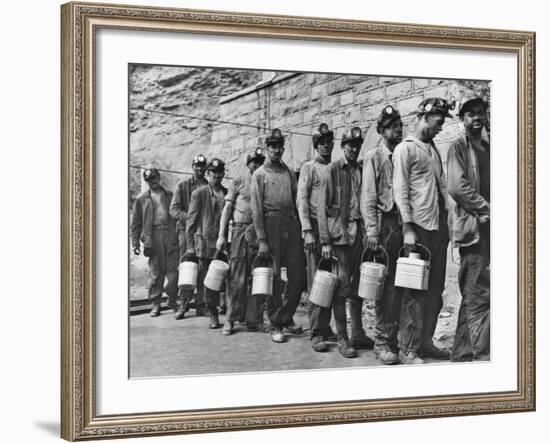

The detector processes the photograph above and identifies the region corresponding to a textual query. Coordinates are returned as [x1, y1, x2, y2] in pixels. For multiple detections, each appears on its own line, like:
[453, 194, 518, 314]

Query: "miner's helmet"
[312, 123, 334, 148]
[143, 168, 160, 181]
[265, 128, 285, 146]
[377, 105, 402, 134]
[192, 153, 207, 166]
[458, 94, 488, 118]
[207, 158, 226, 173]
[247, 147, 265, 165]
[417, 97, 455, 118]
[341, 126, 364, 146]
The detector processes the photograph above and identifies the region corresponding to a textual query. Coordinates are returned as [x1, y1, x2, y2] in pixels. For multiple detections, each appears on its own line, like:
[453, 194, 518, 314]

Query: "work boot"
[311, 335, 328, 352]
[419, 344, 451, 360]
[175, 292, 190, 320]
[271, 328, 286, 343]
[337, 333, 357, 358]
[399, 350, 425, 365]
[374, 344, 401, 365]
[166, 298, 179, 313]
[324, 326, 338, 343]
[283, 320, 303, 335]
[209, 313, 220, 329]
[149, 302, 161, 317]
[350, 332, 374, 350]
[222, 322, 233, 336]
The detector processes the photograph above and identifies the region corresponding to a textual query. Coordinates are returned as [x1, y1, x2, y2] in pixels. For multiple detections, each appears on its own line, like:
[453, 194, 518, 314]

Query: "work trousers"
[373, 212, 404, 349]
[264, 215, 306, 328]
[178, 229, 205, 308]
[147, 228, 179, 304]
[331, 234, 365, 337]
[451, 223, 490, 361]
[398, 211, 449, 353]
[226, 223, 264, 326]
[306, 220, 333, 338]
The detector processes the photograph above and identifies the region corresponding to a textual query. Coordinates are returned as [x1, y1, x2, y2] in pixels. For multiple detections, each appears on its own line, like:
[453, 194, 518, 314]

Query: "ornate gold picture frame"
[61, 1, 535, 440]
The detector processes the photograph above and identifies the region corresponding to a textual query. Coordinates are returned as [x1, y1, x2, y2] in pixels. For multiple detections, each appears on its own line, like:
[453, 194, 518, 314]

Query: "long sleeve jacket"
[318, 157, 362, 246]
[186, 183, 228, 258]
[393, 135, 448, 231]
[296, 159, 329, 233]
[447, 134, 490, 247]
[131, 187, 177, 249]
[250, 159, 298, 241]
[169, 176, 208, 232]
[361, 144, 395, 237]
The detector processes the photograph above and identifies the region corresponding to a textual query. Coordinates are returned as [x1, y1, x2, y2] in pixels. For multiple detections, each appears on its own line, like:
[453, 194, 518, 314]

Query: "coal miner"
[250, 128, 306, 343]
[318, 127, 375, 358]
[393, 97, 452, 364]
[185, 158, 228, 329]
[216, 148, 266, 336]
[361, 105, 404, 365]
[447, 95, 490, 362]
[131, 168, 179, 317]
[170, 154, 208, 319]
[297, 123, 337, 352]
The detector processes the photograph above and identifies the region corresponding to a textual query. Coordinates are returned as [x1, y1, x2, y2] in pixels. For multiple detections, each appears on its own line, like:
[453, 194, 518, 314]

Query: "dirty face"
[147, 175, 160, 191]
[421, 113, 446, 141]
[192, 163, 206, 179]
[247, 159, 263, 174]
[209, 170, 225, 186]
[267, 142, 285, 163]
[382, 118, 403, 148]
[462, 103, 487, 134]
[342, 141, 362, 163]
[316, 139, 334, 159]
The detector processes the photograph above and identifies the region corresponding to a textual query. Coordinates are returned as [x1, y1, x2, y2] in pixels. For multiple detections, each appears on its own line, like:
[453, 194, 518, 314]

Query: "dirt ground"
[129, 248, 461, 378]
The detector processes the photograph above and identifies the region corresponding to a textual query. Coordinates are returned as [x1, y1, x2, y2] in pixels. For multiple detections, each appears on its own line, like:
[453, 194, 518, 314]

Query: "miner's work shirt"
[393, 135, 448, 232]
[251, 159, 298, 241]
[361, 143, 396, 237]
[297, 159, 329, 232]
[225, 173, 253, 224]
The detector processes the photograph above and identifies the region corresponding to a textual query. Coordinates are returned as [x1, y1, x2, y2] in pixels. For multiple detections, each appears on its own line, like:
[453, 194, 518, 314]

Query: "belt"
[265, 209, 298, 219]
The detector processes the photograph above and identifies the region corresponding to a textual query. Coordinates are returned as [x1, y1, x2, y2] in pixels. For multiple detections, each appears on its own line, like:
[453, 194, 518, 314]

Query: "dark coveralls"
[393, 135, 450, 353]
[296, 159, 333, 338]
[447, 135, 491, 361]
[318, 157, 366, 339]
[170, 175, 208, 306]
[361, 144, 403, 350]
[225, 174, 264, 327]
[250, 159, 306, 329]
[131, 187, 179, 305]
[186, 183, 227, 314]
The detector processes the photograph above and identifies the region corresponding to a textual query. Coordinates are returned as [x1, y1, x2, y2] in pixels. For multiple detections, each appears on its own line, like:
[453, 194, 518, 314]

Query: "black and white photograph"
[128, 65, 491, 378]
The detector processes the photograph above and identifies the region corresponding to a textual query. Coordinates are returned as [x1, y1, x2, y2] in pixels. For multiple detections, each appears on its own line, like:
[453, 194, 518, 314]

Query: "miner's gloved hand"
[304, 231, 316, 253]
[143, 247, 154, 258]
[216, 237, 226, 253]
[402, 223, 418, 254]
[366, 235, 379, 251]
[258, 239, 269, 258]
[321, 244, 333, 260]
[478, 214, 490, 224]
[133, 247, 140, 256]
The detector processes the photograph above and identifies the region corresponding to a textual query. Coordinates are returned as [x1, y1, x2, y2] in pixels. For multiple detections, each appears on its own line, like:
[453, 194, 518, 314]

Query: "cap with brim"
[266, 128, 285, 145]
[312, 123, 334, 147]
[247, 147, 265, 165]
[192, 154, 207, 166]
[208, 158, 225, 172]
[143, 168, 160, 181]
[418, 97, 454, 118]
[377, 105, 402, 133]
[341, 126, 364, 145]
[458, 95, 488, 117]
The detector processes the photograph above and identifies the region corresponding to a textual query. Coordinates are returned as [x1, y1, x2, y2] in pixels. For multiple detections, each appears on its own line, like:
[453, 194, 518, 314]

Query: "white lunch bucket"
[395, 244, 431, 290]
[204, 252, 230, 291]
[358, 246, 388, 302]
[178, 258, 199, 289]
[251, 254, 274, 296]
[309, 257, 339, 308]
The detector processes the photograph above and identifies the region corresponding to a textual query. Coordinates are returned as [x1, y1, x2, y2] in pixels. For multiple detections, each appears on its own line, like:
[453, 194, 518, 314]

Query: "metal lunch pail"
[204, 251, 230, 291]
[395, 243, 431, 290]
[177, 254, 199, 289]
[358, 246, 388, 301]
[251, 254, 274, 296]
[309, 257, 339, 308]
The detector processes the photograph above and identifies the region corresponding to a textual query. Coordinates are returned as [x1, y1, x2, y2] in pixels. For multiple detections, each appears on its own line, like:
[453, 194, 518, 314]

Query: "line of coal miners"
[130, 95, 490, 365]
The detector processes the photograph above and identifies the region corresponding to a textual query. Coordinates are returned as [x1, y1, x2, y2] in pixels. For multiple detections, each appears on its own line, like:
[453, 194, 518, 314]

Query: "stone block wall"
[210, 72, 489, 178]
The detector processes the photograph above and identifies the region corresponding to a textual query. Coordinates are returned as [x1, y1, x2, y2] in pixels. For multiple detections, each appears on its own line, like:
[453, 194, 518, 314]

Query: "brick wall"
[210, 72, 489, 178]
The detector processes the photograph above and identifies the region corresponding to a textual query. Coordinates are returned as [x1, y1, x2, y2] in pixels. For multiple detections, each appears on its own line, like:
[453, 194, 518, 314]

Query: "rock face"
[129, 65, 262, 198]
